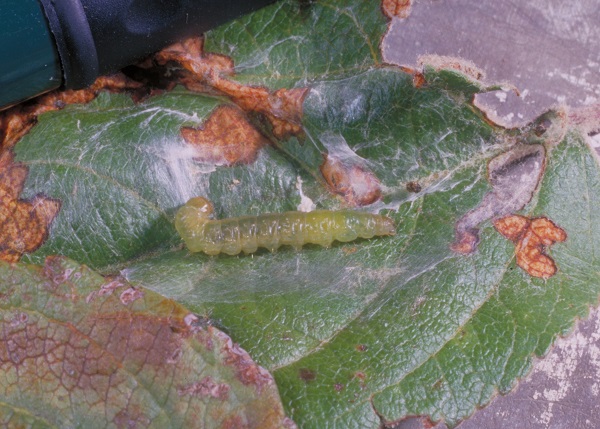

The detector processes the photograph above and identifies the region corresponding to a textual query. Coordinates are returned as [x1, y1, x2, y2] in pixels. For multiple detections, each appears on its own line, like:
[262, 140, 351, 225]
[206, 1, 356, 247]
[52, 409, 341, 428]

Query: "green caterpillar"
[175, 197, 396, 256]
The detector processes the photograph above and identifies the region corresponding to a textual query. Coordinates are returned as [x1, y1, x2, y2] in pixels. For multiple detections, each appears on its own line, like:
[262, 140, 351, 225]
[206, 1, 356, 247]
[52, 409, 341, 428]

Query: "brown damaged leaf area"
[494, 215, 567, 279]
[0, 256, 295, 428]
[216, 329, 276, 394]
[320, 155, 382, 206]
[382, 0, 412, 19]
[0, 151, 60, 262]
[150, 38, 388, 205]
[0, 74, 143, 262]
[0, 74, 142, 151]
[452, 144, 546, 254]
[181, 105, 269, 165]
[154, 37, 308, 140]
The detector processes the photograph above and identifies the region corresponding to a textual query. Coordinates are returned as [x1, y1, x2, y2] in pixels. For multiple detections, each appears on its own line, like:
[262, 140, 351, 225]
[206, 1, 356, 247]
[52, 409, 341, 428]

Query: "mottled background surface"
[384, 1, 600, 428]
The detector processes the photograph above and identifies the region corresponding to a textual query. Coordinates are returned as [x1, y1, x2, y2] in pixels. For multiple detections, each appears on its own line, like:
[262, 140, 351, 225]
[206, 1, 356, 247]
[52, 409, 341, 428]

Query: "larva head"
[185, 197, 215, 219]
[175, 197, 214, 241]
[376, 215, 396, 236]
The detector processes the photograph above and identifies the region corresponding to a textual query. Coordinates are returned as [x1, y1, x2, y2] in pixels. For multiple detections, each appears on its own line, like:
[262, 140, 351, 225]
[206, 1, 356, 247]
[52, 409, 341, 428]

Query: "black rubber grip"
[38, 0, 276, 89]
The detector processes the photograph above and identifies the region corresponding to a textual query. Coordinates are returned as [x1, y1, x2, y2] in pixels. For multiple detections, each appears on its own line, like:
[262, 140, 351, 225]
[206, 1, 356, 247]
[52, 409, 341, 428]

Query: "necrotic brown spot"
[0, 151, 61, 262]
[299, 368, 317, 383]
[154, 37, 308, 140]
[216, 330, 273, 394]
[0, 72, 147, 264]
[406, 181, 422, 193]
[318, 132, 383, 206]
[452, 144, 546, 254]
[181, 105, 268, 166]
[320, 155, 382, 206]
[494, 214, 567, 279]
[381, 0, 412, 19]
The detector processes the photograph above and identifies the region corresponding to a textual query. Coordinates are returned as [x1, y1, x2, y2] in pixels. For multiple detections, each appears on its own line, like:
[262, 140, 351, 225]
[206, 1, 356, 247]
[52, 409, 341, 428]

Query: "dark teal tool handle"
[0, 0, 276, 110]
[0, 0, 62, 109]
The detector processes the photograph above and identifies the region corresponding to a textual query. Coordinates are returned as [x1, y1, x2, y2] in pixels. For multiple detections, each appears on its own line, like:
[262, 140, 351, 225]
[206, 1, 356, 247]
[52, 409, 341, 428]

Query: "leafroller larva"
[175, 197, 396, 255]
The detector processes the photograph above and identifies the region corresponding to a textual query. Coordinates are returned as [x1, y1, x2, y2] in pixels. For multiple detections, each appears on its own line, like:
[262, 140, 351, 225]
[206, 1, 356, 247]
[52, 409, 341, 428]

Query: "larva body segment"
[175, 197, 395, 256]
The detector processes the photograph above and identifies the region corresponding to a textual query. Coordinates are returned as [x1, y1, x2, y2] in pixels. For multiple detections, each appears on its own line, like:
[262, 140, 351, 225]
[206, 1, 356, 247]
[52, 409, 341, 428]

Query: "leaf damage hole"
[494, 215, 567, 279]
[452, 143, 546, 254]
[180, 105, 268, 166]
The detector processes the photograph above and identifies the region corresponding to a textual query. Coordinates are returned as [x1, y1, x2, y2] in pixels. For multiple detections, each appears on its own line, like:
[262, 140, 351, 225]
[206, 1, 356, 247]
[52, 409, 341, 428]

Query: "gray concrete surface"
[383, 0, 600, 127]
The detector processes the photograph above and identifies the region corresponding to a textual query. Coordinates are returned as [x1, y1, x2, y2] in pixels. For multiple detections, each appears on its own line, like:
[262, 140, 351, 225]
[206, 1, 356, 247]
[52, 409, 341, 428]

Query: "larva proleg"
[175, 197, 396, 256]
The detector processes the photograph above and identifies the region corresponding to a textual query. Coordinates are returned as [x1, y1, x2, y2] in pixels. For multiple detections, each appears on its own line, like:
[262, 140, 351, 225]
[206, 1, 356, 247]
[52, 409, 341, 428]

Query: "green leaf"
[7, 0, 600, 428]
[205, 0, 388, 86]
[0, 257, 293, 428]
[16, 91, 300, 268]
